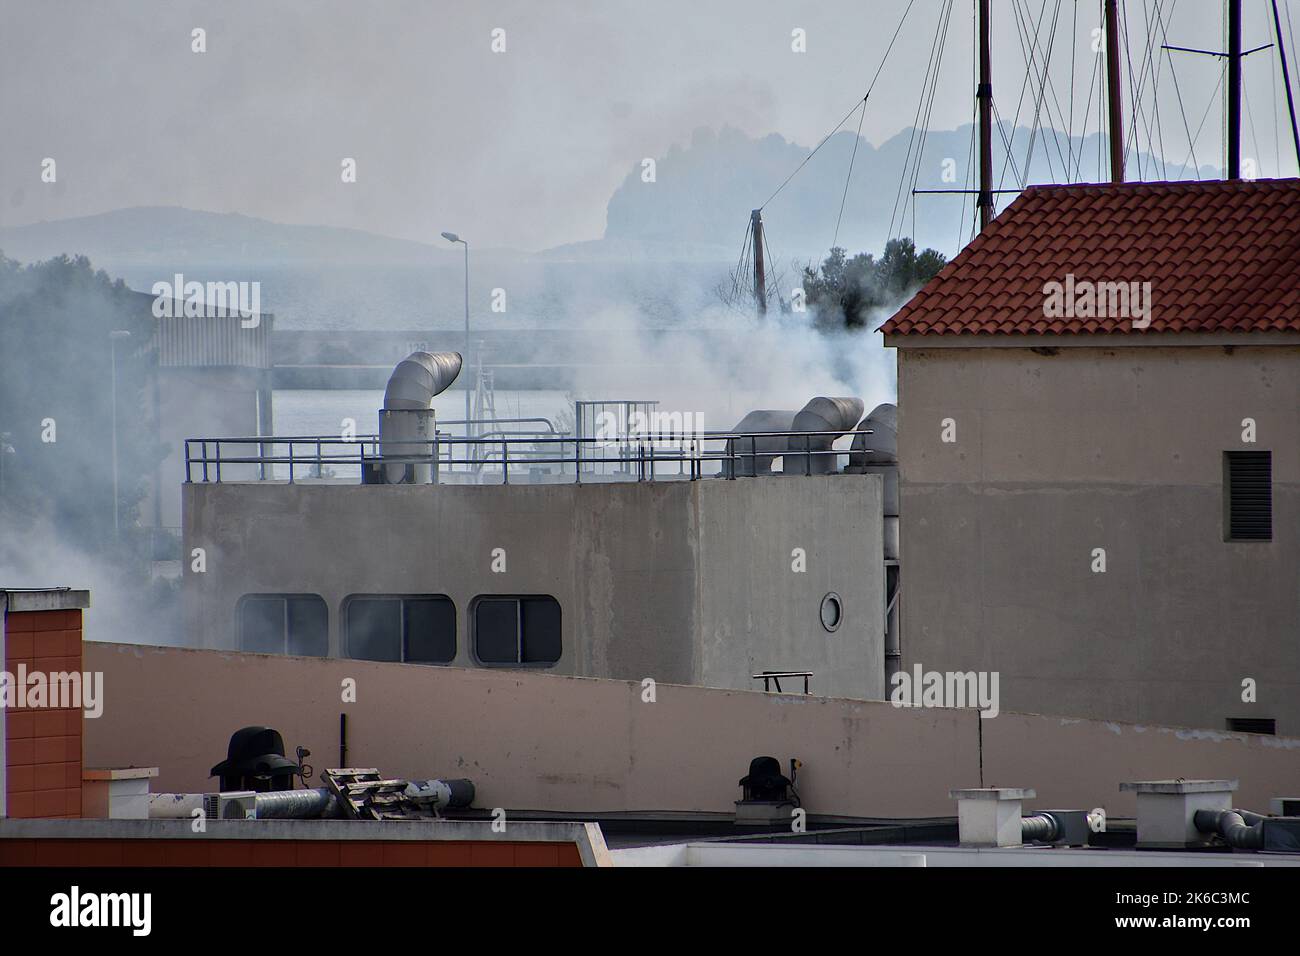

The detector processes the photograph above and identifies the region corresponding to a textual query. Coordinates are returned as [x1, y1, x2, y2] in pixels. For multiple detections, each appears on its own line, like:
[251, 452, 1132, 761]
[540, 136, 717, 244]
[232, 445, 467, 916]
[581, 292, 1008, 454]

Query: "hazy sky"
[2, 0, 1294, 250]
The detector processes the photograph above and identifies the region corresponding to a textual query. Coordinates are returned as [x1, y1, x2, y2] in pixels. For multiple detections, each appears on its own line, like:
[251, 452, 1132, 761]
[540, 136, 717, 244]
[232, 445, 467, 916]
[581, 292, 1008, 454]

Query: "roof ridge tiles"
[879, 178, 1300, 337]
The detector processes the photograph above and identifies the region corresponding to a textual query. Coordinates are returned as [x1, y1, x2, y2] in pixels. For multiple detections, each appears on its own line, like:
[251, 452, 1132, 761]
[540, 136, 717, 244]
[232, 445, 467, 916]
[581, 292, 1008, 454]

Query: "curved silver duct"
[848, 402, 898, 467]
[788, 397, 864, 475]
[380, 351, 462, 484]
[724, 410, 797, 477]
[847, 402, 899, 519]
[384, 351, 463, 410]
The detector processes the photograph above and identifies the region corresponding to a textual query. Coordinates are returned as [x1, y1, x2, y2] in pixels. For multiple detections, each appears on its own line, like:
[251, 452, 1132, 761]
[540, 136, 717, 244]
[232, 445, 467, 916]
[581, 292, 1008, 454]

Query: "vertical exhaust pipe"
[380, 351, 462, 484]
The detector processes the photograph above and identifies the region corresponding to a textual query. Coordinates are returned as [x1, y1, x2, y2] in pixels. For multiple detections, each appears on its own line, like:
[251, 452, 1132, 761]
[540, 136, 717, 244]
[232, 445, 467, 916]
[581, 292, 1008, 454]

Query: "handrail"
[183, 428, 877, 485]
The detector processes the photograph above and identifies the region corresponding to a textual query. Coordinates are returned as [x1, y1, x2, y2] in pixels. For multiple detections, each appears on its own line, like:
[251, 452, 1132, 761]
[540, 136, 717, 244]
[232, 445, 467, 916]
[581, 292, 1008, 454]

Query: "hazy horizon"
[4, 0, 1294, 253]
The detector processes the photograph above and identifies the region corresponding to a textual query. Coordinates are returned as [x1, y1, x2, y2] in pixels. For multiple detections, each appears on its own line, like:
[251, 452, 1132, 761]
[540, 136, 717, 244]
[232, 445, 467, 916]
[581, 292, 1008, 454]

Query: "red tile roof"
[879, 179, 1300, 336]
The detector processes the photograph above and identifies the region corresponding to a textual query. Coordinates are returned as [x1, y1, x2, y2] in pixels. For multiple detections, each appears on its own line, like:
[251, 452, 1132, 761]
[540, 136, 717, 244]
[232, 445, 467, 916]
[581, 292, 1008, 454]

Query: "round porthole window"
[820, 592, 843, 632]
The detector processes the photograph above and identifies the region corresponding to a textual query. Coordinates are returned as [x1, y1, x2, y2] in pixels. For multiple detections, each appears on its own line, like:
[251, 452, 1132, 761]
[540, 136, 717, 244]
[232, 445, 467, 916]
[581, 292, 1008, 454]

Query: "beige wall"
[183, 474, 884, 700]
[896, 342, 1300, 732]
[84, 642, 1300, 818]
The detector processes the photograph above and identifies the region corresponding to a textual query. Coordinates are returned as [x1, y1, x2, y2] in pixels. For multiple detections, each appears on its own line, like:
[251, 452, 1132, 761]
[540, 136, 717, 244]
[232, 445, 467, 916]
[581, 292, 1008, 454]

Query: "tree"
[802, 238, 946, 329]
[0, 252, 163, 559]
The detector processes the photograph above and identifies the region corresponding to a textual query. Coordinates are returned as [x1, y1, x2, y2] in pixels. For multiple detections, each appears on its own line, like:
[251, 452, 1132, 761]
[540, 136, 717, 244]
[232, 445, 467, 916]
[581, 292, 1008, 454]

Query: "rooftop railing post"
[805, 434, 811, 476]
[201, 441, 209, 483]
[184, 440, 191, 483]
[215, 440, 222, 483]
[501, 437, 509, 485]
[287, 441, 294, 484]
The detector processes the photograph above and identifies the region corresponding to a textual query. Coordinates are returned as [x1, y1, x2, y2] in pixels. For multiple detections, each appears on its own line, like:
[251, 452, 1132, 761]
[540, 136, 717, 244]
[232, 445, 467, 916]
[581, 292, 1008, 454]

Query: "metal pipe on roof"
[789, 397, 864, 475]
[724, 410, 798, 477]
[254, 788, 339, 819]
[380, 351, 462, 484]
[1194, 808, 1265, 849]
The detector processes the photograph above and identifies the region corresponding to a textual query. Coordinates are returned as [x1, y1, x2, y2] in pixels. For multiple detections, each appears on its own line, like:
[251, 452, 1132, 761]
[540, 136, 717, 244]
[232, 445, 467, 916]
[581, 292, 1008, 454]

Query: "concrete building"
[182, 476, 883, 700]
[136, 294, 274, 534]
[880, 179, 1300, 734]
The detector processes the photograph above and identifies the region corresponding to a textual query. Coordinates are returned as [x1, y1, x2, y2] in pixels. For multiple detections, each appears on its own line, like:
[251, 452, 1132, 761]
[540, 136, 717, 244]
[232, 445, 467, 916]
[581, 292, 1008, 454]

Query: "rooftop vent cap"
[384, 351, 463, 410]
[209, 726, 300, 793]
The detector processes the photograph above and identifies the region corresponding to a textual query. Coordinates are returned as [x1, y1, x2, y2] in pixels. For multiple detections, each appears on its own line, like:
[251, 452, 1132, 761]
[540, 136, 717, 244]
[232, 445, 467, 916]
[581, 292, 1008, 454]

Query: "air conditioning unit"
[204, 791, 258, 820]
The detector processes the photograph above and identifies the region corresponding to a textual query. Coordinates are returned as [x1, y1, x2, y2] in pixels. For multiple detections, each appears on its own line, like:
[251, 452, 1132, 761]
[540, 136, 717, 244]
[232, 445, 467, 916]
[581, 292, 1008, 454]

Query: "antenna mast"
[751, 209, 768, 316]
[1228, 0, 1242, 178]
[977, 0, 994, 230]
[1105, 0, 1125, 182]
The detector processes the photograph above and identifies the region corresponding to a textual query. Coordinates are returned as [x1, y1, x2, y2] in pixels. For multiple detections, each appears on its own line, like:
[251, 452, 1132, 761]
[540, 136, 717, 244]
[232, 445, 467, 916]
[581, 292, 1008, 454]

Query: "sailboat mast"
[977, 0, 994, 230]
[1228, 0, 1242, 179]
[1105, 0, 1125, 182]
[1275, 0, 1300, 168]
[751, 208, 768, 316]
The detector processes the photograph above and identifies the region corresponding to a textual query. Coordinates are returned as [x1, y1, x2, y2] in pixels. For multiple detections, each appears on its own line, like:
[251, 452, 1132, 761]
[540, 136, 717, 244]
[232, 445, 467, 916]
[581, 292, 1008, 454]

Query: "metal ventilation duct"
[724, 410, 798, 477]
[847, 402, 899, 520]
[384, 351, 463, 410]
[788, 397, 864, 475]
[849, 402, 897, 466]
[380, 351, 462, 484]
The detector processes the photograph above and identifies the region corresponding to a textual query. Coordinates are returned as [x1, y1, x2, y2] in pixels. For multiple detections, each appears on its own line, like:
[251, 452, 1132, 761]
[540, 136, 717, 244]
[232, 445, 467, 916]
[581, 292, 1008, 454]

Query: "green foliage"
[801, 238, 946, 329]
[0, 252, 164, 560]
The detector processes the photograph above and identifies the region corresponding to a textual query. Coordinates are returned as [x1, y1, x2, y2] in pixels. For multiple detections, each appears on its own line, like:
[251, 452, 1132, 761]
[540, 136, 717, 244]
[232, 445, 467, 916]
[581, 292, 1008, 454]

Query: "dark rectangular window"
[345, 595, 456, 664]
[474, 598, 520, 664]
[521, 597, 562, 663]
[238, 595, 328, 657]
[404, 598, 457, 664]
[1227, 717, 1276, 736]
[1224, 451, 1272, 541]
[473, 596, 561, 666]
[347, 598, 402, 662]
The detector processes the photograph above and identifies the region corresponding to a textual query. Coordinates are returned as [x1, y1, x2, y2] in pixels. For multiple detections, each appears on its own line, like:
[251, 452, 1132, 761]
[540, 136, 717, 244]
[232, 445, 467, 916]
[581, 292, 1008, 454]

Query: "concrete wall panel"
[183, 475, 884, 699]
[897, 344, 1300, 732]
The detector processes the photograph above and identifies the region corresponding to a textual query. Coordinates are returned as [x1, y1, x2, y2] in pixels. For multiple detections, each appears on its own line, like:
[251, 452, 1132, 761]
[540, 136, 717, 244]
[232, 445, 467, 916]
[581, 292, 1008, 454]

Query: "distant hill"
[604, 124, 1217, 261]
[0, 124, 1216, 329]
[0, 206, 464, 271]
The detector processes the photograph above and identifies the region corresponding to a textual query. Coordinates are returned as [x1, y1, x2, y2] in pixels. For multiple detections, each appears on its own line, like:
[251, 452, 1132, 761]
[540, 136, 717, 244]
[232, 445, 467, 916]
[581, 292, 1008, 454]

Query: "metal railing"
[184, 428, 872, 485]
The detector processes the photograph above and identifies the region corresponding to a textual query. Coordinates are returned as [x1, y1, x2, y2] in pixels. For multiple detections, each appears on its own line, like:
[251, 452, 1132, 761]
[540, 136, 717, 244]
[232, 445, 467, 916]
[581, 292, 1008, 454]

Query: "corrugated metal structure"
[154, 312, 273, 369]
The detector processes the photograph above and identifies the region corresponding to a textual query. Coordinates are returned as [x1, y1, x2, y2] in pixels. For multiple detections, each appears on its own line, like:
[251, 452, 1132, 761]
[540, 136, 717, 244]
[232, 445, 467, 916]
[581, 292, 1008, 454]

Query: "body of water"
[273, 389, 573, 438]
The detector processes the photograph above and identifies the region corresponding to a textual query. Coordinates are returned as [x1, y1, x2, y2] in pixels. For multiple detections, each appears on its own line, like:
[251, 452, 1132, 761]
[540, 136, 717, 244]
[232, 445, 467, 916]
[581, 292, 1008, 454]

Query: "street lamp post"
[441, 231, 470, 465]
[109, 330, 131, 538]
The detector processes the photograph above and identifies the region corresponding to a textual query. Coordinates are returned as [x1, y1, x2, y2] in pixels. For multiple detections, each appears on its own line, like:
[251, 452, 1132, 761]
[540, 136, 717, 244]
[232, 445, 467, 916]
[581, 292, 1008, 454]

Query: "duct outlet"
[949, 787, 1035, 847]
[376, 350, 462, 485]
[1119, 779, 1238, 848]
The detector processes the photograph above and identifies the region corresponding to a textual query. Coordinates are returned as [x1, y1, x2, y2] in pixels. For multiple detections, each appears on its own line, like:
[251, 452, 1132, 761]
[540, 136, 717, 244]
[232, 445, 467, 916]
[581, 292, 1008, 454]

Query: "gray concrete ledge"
[1, 589, 91, 612]
[1120, 780, 1239, 794]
